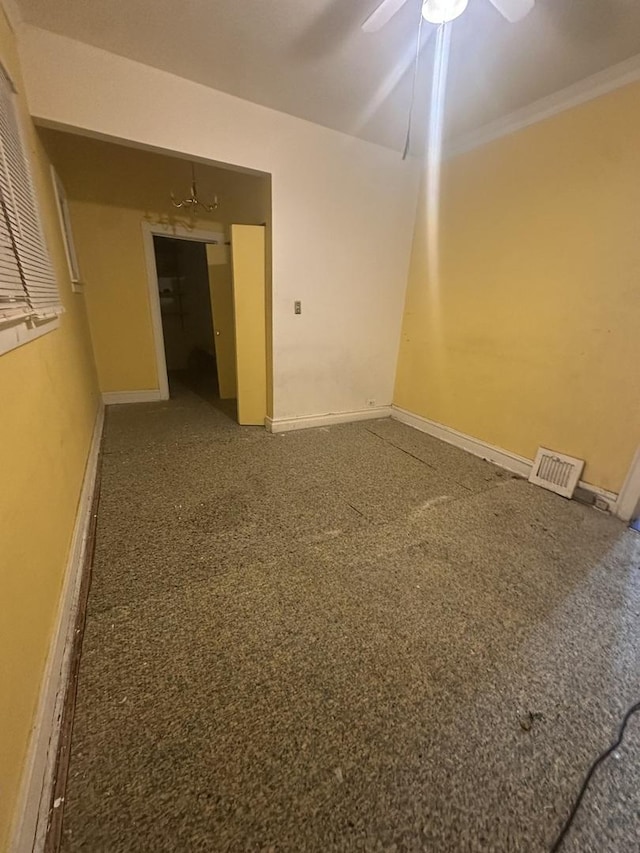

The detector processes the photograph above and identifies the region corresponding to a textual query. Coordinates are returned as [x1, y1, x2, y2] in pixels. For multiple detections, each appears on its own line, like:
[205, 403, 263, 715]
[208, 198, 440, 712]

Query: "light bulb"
[422, 0, 469, 23]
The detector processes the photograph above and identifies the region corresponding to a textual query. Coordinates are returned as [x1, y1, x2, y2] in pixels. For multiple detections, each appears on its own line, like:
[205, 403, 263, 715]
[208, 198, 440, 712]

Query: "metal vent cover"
[529, 447, 585, 499]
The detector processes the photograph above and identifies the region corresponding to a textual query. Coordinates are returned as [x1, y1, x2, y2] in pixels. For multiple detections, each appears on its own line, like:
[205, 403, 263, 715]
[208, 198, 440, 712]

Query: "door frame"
[141, 221, 226, 400]
[615, 446, 640, 522]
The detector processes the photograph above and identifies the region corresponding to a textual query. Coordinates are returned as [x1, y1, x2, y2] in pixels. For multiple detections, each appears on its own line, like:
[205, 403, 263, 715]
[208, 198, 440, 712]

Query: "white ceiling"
[14, 0, 640, 151]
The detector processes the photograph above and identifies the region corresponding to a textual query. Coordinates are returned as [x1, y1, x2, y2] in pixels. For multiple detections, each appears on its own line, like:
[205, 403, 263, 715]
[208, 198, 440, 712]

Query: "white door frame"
[141, 221, 225, 400]
[615, 446, 640, 522]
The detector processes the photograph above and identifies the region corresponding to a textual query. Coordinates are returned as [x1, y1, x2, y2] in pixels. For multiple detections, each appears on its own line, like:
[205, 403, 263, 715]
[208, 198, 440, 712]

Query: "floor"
[59, 386, 640, 852]
[169, 359, 237, 422]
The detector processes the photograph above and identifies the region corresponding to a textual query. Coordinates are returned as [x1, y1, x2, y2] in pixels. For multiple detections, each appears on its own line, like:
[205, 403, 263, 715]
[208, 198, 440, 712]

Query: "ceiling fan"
[362, 0, 535, 31]
[363, 0, 536, 157]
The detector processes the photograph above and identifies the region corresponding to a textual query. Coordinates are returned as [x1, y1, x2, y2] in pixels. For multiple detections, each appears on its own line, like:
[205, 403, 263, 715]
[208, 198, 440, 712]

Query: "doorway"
[144, 222, 268, 426]
[153, 234, 237, 420]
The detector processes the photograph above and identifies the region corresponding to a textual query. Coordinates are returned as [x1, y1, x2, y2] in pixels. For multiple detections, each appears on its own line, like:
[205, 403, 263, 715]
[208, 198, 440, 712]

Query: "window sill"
[0, 313, 61, 356]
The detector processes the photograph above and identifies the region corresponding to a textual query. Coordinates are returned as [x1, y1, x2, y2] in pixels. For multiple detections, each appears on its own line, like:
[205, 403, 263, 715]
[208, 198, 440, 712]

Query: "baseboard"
[391, 405, 531, 477]
[266, 406, 392, 434]
[391, 405, 618, 511]
[102, 389, 163, 405]
[10, 402, 105, 853]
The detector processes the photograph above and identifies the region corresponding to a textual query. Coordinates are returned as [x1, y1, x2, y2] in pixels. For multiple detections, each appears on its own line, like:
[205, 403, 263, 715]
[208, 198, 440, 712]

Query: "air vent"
[529, 447, 584, 499]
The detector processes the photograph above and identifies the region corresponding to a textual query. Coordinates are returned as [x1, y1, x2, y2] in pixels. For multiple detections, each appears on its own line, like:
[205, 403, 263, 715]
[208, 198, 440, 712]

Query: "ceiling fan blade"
[362, 0, 411, 32]
[487, 0, 535, 23]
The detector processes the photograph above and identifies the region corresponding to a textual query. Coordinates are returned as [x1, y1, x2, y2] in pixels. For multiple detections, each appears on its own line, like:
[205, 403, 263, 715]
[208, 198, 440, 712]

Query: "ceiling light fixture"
[171, 163, 219, 213]
[421, 0, 469, 23]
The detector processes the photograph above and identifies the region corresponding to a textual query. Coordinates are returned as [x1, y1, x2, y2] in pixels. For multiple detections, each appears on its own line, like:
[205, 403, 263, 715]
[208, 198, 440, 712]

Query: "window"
[0, 65, 62, 354]
[51, 165, 82, 291]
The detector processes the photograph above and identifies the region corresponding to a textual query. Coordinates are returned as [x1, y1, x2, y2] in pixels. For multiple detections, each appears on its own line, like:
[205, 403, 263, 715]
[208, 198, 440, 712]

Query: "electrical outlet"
[294, 300, 302, 315]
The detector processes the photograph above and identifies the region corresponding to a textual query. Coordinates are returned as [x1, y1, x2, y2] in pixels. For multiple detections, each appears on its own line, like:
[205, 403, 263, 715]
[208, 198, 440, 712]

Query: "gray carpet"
[60, 385, 640, 852]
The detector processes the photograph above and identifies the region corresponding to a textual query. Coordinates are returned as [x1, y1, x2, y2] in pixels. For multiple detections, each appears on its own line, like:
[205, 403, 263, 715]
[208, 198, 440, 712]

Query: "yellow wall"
[395, 81, 640, 493]
[40, 130, 271, 395]
[0, 11, 100, 849]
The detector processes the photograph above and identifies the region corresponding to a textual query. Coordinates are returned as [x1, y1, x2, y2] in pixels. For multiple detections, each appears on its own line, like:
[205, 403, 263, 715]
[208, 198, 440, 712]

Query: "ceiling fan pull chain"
[402, 6, 425, 160]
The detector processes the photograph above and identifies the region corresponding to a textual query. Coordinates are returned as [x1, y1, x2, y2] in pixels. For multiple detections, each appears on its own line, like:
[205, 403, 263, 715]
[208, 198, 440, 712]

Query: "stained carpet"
[59, 385, 640, 852]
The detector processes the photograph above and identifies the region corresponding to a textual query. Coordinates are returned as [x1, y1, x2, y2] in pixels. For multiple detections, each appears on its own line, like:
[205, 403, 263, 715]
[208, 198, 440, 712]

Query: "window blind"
[0, 67, 61, 320]
[0, 187, 29, 320]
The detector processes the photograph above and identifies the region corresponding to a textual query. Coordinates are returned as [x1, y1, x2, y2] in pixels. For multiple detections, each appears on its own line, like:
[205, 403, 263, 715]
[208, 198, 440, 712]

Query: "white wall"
[18, 25, 420, 420]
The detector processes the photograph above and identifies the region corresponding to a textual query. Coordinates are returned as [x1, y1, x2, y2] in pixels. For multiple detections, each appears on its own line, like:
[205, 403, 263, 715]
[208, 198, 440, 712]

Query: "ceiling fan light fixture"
[421, 0, 469, 23]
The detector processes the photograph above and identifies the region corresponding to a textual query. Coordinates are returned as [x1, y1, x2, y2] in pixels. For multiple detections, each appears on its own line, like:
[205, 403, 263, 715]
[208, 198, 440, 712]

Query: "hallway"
[60, 394, 640, 852]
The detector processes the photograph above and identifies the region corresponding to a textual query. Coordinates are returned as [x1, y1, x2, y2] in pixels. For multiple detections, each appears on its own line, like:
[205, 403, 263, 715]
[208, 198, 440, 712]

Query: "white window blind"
[0, 187, 28, 320]
[0, 67, 61, 320]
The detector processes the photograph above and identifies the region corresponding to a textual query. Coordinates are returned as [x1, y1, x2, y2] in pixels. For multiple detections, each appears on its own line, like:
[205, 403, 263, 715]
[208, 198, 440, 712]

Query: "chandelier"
[171, 163, 219, 212]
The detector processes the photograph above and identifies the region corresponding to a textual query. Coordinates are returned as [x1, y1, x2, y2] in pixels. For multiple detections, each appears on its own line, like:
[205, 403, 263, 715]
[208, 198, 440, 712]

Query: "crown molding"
[447, 52, 640, 158]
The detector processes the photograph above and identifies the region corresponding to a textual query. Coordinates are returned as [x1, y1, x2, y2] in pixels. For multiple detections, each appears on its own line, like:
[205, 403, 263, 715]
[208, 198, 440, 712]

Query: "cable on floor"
[550, 700, 640, 851]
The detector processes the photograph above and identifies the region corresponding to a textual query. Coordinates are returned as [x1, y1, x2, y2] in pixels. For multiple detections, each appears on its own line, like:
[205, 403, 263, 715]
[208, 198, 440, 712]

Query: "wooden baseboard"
[10, 403, 105, 853]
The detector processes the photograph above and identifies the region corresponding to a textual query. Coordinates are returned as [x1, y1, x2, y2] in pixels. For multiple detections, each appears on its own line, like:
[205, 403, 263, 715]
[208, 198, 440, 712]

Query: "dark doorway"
[153, 235, 236, 421]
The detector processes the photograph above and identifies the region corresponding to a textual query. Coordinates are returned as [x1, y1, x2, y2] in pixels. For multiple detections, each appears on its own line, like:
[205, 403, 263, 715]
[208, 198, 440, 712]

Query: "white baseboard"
[266, 406, 392, 434]
[391, 405, 531, 478]
[391, 405, 618, 511]
[101, 389, 163, 405]
[10, 402, 105, 853]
